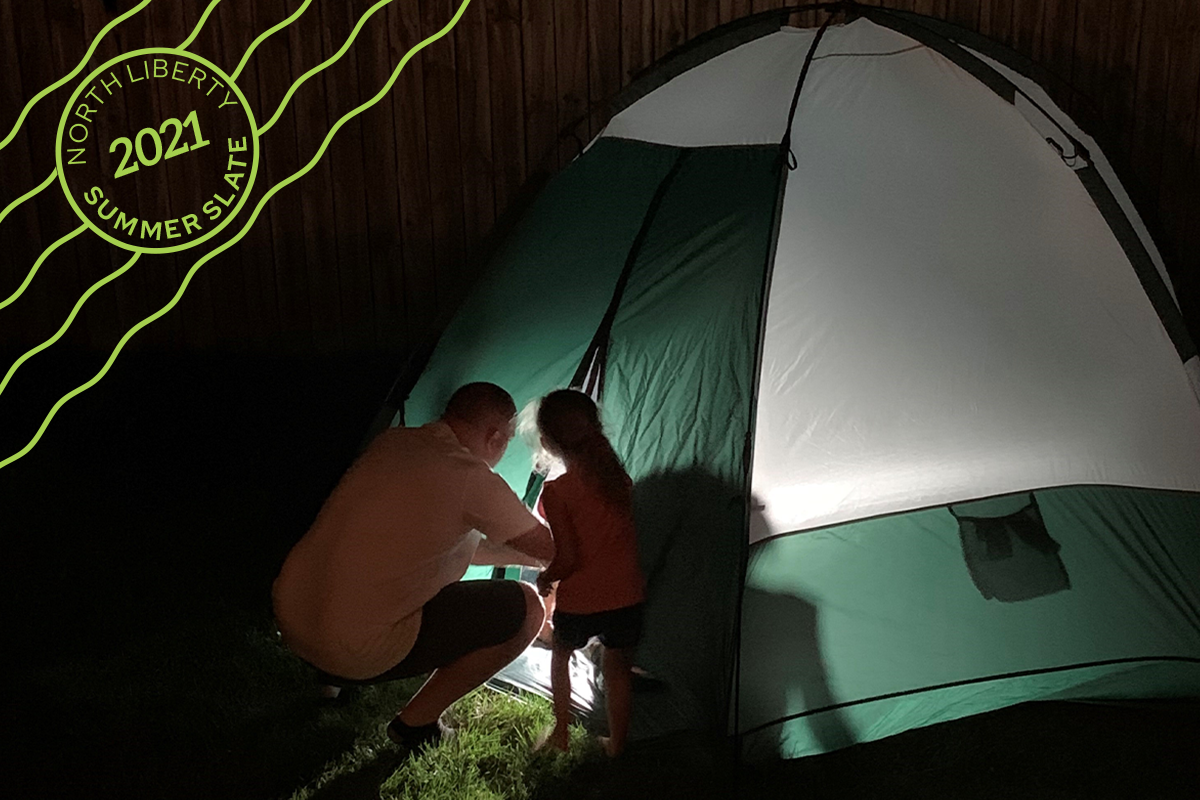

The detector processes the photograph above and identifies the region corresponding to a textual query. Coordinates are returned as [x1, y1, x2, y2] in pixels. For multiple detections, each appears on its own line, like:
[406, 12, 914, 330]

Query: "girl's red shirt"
[538, 469, 645, 615]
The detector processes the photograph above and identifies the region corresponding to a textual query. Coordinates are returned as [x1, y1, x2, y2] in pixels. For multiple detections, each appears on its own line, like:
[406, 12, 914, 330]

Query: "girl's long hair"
[535, 389, 631, 507]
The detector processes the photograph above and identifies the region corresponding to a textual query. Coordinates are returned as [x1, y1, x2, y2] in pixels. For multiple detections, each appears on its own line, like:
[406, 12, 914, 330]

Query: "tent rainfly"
[381, 4, 1200, 761]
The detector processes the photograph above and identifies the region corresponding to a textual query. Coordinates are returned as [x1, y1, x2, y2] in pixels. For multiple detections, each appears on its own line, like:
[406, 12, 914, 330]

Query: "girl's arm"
[538, 487, 581, 588]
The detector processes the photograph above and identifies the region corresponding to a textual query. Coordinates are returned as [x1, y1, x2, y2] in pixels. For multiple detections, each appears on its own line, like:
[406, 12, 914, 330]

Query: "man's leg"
[396, 581, 545, 727]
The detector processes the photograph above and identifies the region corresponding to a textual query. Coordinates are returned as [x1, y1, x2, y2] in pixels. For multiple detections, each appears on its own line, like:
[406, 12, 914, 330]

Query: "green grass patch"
[12, 597, 604, 800]
[286, 688, 597, 800]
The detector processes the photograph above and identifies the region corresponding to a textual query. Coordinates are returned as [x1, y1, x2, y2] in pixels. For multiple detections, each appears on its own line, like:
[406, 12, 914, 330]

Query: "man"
[272, 382, 555, 753]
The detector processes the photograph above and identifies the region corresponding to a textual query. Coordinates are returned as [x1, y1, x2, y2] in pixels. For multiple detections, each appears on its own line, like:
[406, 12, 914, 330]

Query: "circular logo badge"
[56, 48, 259, 254]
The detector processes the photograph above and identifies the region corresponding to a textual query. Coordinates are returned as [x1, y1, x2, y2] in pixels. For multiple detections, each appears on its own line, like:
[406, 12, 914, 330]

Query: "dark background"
[0, 4, 1198, 792]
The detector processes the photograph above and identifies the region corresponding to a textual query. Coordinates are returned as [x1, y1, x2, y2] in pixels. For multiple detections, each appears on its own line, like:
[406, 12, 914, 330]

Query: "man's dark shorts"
[318, 579, 528, 685]
[552, 603, 644, 651]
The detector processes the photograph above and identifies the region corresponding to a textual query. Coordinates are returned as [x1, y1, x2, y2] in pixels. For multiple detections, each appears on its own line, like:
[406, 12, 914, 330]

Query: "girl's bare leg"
[537, 585, 557, 644]
[538, 641, 573, 751]
[600, 646, 633, 757]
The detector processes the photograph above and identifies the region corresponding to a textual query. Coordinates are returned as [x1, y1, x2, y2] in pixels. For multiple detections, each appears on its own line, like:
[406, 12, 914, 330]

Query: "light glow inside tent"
[397, 10, 1200, 763]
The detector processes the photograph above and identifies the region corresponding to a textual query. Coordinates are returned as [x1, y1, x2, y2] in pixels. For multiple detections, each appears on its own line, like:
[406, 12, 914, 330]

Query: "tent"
[376, 4, 1200, 761]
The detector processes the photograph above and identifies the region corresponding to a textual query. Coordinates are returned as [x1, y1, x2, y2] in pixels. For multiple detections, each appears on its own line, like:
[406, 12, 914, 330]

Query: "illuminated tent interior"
[376, 7, 1200, 760]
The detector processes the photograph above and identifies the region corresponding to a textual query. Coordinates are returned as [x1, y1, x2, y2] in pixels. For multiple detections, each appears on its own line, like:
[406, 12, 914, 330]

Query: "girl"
[533, 389, 645, 757]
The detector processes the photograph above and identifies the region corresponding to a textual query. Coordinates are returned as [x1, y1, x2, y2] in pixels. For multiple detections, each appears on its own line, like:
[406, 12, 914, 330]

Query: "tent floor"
[548, 699, 1199, 800]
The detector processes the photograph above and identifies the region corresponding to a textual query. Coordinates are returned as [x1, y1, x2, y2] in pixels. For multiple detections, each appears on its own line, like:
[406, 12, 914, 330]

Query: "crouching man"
[272, 383, 554, 753]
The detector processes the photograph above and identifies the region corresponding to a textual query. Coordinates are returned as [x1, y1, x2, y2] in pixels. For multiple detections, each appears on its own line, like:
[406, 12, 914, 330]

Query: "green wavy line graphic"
[176, 0, 223, 53]
[0, 0, 154, 152]
[0, 169, 56, 229]
[0, 224, 86, 311]
[1, 2, 219, 236]
[257, 0, 396, 137]
[0, 0, 474, 470]
[230, 0, 314, 84]
[0, 252, 140, 401]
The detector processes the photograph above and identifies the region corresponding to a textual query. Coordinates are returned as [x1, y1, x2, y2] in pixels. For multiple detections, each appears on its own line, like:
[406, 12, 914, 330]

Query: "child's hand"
[536, 571, 554, 597]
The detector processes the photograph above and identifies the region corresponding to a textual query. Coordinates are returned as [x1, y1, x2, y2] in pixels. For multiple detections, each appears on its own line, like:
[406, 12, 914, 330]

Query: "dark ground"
[1, 350, 1198, 799]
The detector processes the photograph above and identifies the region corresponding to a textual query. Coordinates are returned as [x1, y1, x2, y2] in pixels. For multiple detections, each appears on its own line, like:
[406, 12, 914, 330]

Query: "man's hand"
[536, 571, 555, 597]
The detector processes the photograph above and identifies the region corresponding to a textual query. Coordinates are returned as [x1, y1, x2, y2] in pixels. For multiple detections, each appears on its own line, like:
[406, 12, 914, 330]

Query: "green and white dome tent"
[381, 3, 1200, 760]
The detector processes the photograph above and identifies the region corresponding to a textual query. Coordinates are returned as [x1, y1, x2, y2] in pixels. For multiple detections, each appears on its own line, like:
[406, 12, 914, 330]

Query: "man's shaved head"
[442, 383, 517, 467]
[444, 382, 517, 427]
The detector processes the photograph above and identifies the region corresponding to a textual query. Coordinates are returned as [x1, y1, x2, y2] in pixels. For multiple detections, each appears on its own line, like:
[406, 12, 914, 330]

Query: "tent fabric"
[597, 146, 782, 737]
[738, 484, 1200, 759]
[404, 137, 682, 491]
[391, 11, 1200, 764]
[601, 18, 1200, 538]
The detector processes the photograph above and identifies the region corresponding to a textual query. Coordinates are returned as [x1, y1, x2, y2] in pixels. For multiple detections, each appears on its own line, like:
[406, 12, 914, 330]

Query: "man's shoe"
[386, 715, 456, 753]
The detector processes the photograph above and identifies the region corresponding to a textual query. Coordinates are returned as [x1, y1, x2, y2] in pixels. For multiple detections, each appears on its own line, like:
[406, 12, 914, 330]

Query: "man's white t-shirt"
[272, 421, 537, 680]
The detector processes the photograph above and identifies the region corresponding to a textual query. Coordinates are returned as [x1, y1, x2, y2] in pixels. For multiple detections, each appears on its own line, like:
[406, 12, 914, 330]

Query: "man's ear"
[487, 427, 508, 457]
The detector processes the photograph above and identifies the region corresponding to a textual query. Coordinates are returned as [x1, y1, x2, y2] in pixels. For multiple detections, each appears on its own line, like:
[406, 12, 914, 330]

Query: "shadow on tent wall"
[738, 503, 856, 762]
[626, 468, 748, 746]
[624, 469, 852, 763]
[738, 585, 856, 761]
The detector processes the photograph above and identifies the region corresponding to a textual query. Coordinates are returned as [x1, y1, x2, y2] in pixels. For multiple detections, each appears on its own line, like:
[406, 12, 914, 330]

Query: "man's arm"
[471, 532, 549, 568]
[504, 521, 555, 566]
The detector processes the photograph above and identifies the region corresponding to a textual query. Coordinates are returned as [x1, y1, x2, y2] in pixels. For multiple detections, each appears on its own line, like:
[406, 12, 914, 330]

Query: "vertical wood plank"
[288, 0, 344, 353]
[522, 0, 557, 185]
[1127, 0, 1171, 219]
[180, 0, 223, 64]
[1157, 0, 1200, 319]
[621, 0, 654, 86]
[43, 0, 90, 349]
[422, 0, 468, 313]
[95, 0, 162, 350]
[555, 0, 589, 167]
[206, 0, 251, 350]
[389, 0, 439, 343]
[1070, 0, 1112, 129]
[355, 0, 407, 351]
[218, 0, 282, 351]
[913, 2, 948, 20]
[169, 0, 219, 350]
[979, 0, 1014, 48]
[118, 2, 181, 349]
[1011, 0, 1044, 59]
[1101, 0, 1144, 169]
[5, 0, 78, 350]
[687, 0, 720, 39]
[587, 0, 622, 135]
[946, 0, 982, 30]
[252, 0, 313, 354]
[719, 0, 752, 26]
[1040, 0, 1079, 113]
[485, 0, 526, 220]
[76, 0, 135, 353]
[656, 0, 686, 60]
[453, 0, 495, 283]
[751, 1, 791, 28]
[321, 0, 377, 352]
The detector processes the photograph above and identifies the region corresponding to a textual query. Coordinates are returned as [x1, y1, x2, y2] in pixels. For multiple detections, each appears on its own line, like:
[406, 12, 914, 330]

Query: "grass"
[286, 689, 598, 800]
[9, 592, 606, 800]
